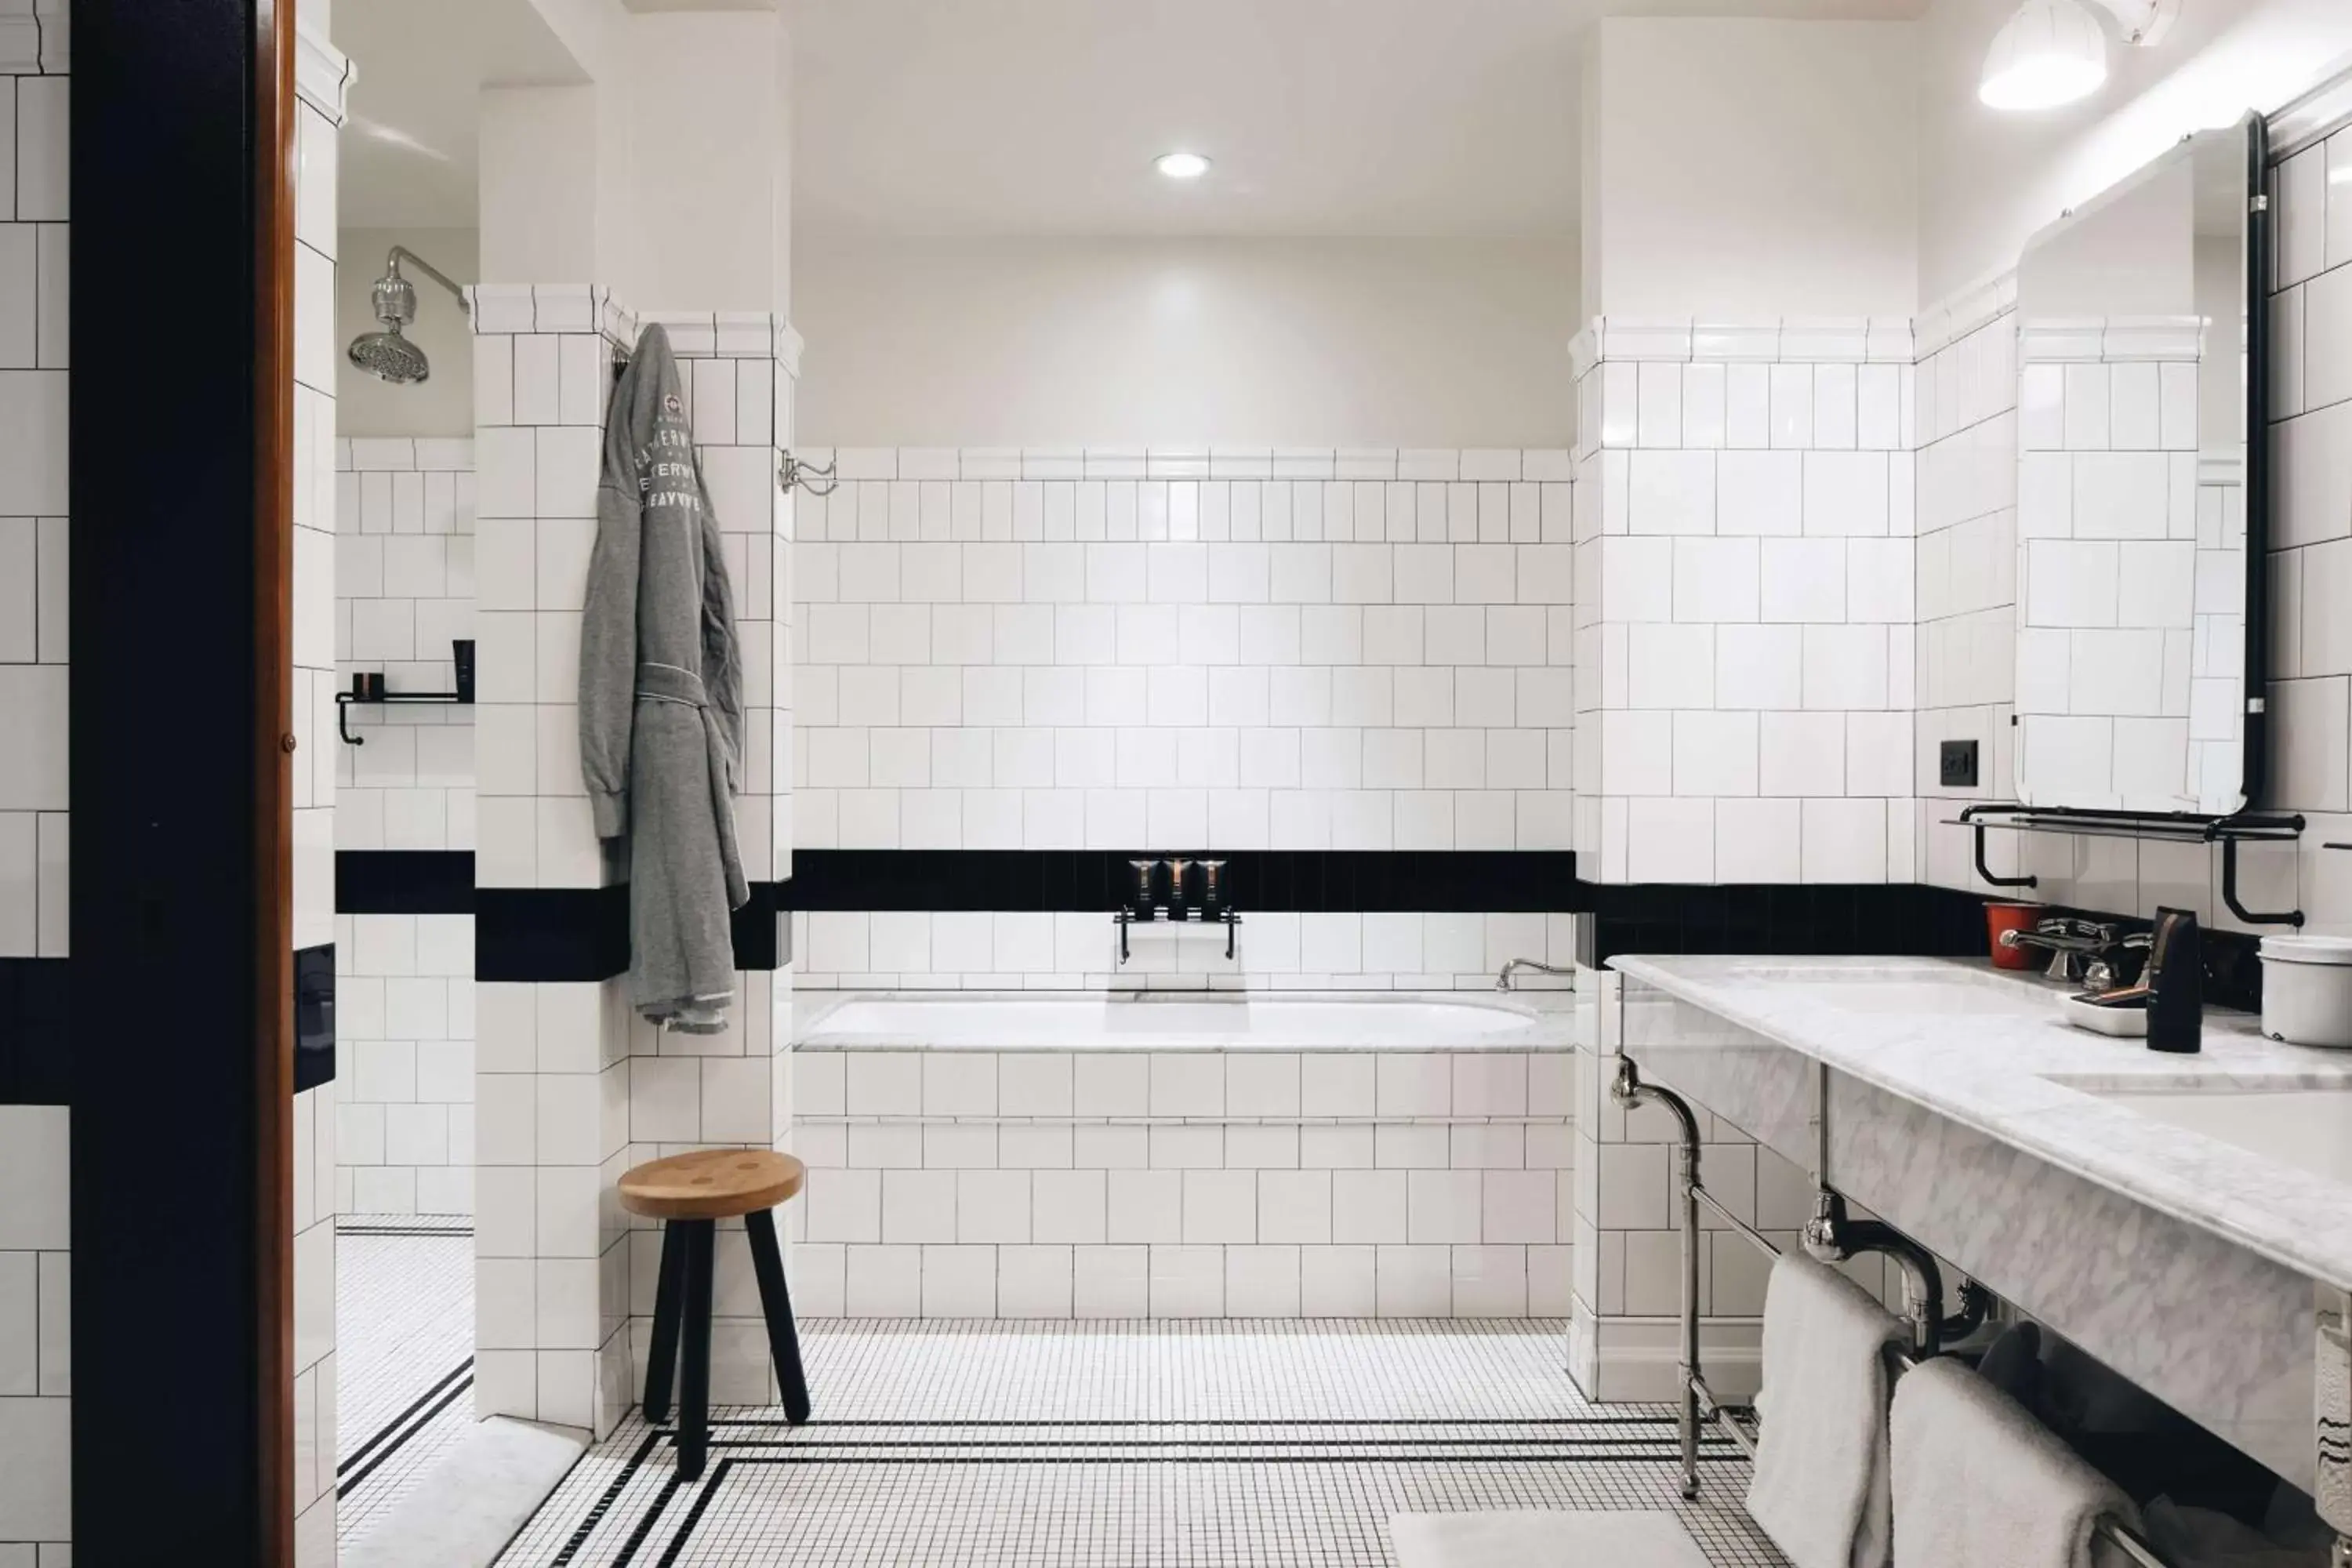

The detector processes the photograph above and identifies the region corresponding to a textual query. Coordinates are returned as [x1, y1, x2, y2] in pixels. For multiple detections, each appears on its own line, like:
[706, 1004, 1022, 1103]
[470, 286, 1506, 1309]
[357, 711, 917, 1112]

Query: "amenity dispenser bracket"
[335, 637, 477, 745]
[1116, 856, 1240, 964]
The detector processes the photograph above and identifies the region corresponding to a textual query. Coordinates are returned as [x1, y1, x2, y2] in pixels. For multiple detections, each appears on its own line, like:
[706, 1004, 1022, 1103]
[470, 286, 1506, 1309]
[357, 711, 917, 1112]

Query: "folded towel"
[1891, 1355, 2140, 1568]
[1745, 1253, 1905, 1568]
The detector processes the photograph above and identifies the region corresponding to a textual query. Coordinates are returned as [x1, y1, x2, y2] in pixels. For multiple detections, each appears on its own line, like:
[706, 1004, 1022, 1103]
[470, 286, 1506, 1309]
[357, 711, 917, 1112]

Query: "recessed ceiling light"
[1155, 151, 1211, 180]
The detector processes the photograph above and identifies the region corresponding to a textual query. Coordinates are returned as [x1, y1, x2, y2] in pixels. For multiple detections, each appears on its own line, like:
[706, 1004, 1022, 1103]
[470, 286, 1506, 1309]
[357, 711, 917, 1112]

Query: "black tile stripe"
[0, 958, 68, 1105]
[294, 942, 334, 1093]
[338, 850, 473, 913]
[322, 849, 2262, 1007]
[782, 850, 1581, 913]
[333, 854, 785, 979]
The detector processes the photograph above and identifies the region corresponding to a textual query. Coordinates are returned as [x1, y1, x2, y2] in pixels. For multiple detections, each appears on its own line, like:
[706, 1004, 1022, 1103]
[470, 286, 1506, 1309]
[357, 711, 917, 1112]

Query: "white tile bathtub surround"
[786, 447, 1575, 855]
[789, 909, 1579, 992]
[784, 1038, 1575, 1319]
[472, 292, 802, 1434]
[1566, 318, 1918, 886]
[336, 913, 477, 1216]
[2013, 322, 2222, 813]
[334, 437, 479, 853]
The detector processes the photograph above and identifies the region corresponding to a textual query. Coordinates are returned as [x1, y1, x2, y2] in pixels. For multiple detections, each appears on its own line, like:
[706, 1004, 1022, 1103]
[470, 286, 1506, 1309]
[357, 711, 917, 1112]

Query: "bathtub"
[794, 990, 1570, 1050]
[782, 989, 1582, 1320]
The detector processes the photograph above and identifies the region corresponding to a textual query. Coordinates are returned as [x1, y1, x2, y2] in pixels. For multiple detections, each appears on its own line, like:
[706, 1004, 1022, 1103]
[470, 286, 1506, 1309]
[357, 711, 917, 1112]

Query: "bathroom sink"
[2073, 1083, 2352, 1186]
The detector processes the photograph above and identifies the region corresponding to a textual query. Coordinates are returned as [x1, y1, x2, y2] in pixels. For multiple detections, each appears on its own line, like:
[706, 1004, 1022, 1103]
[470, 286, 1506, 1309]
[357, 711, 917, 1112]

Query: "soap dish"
[2061, 992, 2148, 1038]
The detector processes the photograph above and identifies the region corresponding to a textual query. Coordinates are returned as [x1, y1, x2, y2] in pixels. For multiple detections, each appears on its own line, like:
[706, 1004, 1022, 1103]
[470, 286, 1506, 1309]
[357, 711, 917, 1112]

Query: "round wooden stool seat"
[618, 1149, 805, 1221]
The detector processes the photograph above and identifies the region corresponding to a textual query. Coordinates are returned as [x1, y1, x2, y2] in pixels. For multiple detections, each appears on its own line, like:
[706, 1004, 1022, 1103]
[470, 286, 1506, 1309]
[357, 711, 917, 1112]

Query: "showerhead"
[349, 322, 432, 385]
[347, 246, 468, 387]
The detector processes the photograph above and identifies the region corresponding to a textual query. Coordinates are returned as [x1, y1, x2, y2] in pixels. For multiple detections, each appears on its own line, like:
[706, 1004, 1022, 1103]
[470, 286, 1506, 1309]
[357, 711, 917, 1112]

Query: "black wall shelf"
[336, 638, 475, 744]
[1952, 804, 2305, 927]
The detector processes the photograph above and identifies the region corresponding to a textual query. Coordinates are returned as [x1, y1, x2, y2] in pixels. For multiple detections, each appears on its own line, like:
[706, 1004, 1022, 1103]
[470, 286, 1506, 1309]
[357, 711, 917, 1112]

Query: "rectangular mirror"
[2013, 115, 2267, 817]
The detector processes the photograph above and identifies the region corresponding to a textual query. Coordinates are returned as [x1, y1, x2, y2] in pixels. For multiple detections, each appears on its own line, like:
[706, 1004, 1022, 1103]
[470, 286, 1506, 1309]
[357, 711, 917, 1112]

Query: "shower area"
[330, 209, 485, 1541]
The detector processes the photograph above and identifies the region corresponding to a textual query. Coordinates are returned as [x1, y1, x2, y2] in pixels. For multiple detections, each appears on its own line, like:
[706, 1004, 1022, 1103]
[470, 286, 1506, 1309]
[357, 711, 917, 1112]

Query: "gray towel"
[1746, 1252, 1904, 1568]
[578, 324, 748, 1032]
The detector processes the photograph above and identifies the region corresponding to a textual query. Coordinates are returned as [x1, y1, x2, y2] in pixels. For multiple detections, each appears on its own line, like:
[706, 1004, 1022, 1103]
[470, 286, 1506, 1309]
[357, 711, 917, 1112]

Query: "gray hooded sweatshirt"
[579, 324, 748, 1033]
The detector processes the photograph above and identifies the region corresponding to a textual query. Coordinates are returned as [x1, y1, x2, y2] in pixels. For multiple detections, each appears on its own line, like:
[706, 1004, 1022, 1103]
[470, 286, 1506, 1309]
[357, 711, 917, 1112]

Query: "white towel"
[1744, 1252, 1904, 1568]
[1891, 1355, 2140, 1568]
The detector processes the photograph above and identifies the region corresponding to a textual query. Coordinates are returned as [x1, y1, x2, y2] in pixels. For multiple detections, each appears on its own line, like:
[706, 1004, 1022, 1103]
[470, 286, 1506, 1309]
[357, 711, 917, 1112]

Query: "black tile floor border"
[550, 1420, 1748, 1568]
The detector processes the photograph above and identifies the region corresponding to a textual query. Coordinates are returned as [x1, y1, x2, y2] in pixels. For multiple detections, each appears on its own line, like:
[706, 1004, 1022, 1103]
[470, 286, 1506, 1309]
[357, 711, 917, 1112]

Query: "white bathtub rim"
[789, 988, 1581, 1051]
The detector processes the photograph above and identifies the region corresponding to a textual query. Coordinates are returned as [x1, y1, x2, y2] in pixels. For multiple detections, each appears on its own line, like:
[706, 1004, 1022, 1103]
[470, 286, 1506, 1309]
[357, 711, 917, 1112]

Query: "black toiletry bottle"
[2145, 906, 2203, 1054]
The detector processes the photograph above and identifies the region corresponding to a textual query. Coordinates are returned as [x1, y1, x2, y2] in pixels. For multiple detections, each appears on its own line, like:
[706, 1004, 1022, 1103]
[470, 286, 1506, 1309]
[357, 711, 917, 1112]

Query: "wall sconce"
[1979, 0, 2178, 111]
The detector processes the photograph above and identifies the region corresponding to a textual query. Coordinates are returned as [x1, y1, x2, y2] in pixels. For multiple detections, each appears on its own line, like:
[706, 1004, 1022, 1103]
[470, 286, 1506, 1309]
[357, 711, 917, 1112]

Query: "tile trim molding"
[0, 5, 65, 75]
[294, 26, 350, 125]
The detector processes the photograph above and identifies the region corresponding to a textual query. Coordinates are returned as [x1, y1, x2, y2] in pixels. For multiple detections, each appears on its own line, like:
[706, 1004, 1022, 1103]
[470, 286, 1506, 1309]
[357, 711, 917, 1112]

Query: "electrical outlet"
[1940, 739, 1980, 788]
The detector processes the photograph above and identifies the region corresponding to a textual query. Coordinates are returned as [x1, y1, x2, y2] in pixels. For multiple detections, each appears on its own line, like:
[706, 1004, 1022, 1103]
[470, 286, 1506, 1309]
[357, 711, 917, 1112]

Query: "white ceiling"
[335, 0, 587, 229]
[788, 0, 1927, 239]
[337, 0, 1931, 237]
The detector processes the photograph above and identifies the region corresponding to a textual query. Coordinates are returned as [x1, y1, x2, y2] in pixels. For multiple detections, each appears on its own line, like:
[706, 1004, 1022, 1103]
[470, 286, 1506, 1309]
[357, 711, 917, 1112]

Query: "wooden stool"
[617, 1148, 811, 1479]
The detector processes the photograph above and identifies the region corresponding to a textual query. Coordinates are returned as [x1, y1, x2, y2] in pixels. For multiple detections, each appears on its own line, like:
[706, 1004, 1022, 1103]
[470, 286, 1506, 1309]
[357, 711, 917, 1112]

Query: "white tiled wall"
[1567, 319, 1919, 886]
[0, 1105, 69, 1559]
[2256, 127, 2352, 935]
[333, 437, 477, 852]
[470, 285, 641, 1438]
[2015, 321, 2219, 811]
[787, 447, 1575, 855]
[1917, 125, 2352, 935]
[291, 36, 347, 1562]
[0, 29, 68, 964]
[790, 909, 1578, 992]
[1914, 287, 2022, 890]
[470, 292, 800, 1436]
[785, 1043, 1573, 1319]
[336, 913, 475, 1215]
[0, 19, 67, 1561]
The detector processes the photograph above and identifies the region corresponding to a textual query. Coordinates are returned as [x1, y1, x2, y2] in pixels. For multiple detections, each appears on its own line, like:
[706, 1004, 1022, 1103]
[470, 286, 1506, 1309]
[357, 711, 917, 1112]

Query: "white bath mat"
[1389, 1509, 1714, 1568]
[342, 1416, 586, 1568]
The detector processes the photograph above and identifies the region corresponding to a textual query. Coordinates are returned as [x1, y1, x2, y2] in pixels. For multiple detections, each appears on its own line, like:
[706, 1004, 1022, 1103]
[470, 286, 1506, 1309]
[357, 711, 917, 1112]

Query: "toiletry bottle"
[2145, 906, 2203, 1054]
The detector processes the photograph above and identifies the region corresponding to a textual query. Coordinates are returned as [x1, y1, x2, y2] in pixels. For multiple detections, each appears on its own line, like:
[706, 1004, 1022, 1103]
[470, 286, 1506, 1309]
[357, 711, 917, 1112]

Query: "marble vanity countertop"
[1610, 954, 2352, 1292]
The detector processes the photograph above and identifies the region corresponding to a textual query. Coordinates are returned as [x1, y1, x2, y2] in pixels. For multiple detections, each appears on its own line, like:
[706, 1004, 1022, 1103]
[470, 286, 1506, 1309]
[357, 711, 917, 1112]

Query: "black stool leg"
[642, 1221, 688, 1424]
[745, 1207, 812, 1424]
[677, 1218, 715, 1480]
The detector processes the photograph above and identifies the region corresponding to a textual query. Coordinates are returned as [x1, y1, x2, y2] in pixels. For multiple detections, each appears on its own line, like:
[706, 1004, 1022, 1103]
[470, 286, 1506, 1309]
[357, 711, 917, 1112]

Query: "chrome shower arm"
[387, 246, 470, 314]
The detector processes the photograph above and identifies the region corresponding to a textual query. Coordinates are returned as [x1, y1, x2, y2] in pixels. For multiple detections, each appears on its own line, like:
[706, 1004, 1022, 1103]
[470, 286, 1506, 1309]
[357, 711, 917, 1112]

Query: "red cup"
[1986, 902, 2040, 970]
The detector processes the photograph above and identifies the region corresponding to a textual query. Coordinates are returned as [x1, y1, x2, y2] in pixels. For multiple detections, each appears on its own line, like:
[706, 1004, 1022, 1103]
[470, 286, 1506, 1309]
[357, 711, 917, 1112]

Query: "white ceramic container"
[2261, 935, 2352, 1049]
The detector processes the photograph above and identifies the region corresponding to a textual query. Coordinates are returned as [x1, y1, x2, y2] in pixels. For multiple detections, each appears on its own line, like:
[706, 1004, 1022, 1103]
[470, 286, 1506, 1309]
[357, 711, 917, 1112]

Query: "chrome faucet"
[1496, 958, 1574, 991]
[2000, 917, 2150, 992]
